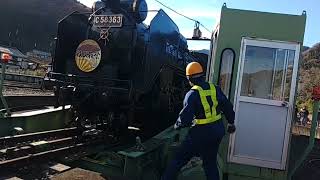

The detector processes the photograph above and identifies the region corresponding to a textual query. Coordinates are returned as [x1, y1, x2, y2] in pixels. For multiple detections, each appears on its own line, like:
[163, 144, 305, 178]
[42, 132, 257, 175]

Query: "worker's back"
[186, 80, 225, 141]
[163, 62, 235, 180]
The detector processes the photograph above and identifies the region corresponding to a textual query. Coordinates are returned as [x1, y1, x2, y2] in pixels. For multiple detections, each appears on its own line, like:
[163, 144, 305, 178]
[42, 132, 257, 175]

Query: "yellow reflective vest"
[191, 83, 222, 125]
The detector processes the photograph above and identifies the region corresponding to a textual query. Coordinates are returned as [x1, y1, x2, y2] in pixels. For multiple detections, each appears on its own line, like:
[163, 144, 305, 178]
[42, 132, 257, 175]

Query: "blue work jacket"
[175, 81, 235, 130]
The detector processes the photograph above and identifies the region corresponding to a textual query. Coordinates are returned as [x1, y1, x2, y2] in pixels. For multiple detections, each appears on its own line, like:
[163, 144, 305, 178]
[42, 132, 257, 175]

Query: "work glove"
[173, 118, 183, 130]
[227, 123, 236, 133]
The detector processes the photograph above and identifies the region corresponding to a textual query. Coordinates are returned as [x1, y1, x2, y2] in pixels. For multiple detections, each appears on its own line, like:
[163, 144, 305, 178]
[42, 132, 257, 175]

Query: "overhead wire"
[153, 0, 212, 34]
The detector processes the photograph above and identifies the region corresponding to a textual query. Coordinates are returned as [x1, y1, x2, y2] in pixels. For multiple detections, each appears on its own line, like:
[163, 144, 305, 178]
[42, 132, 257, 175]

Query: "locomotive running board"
[43, 72, 133, 97]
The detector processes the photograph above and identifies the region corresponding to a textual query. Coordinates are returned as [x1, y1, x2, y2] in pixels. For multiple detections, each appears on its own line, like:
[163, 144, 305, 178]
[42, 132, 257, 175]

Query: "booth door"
[229, 38, 300, 169]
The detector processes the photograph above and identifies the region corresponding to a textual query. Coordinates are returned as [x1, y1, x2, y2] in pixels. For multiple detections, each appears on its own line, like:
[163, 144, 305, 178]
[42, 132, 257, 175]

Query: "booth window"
[240, 46, 295, 101]
[219, 49, 235, 98]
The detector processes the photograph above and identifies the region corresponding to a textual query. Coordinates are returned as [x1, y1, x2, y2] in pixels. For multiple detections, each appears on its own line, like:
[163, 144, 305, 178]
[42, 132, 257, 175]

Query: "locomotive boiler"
[45, 0, 200, 139]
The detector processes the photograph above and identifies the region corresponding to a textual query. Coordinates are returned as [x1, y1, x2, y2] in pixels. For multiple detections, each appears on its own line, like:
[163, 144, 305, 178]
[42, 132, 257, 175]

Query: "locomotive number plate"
[93, 15, 123, 27]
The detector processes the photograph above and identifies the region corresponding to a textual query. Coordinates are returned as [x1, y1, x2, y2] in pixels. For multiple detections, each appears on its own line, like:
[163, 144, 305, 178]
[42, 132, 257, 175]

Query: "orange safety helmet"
[186, 62, 203, 76]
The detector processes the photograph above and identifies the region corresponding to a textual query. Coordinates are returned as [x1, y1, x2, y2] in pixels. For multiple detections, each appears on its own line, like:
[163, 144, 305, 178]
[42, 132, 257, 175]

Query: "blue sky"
[79, 0, 319, 50]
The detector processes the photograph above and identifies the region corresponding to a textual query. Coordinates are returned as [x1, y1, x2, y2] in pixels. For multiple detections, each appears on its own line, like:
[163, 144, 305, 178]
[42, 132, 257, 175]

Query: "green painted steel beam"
[288, 100, 320, 179]
[0, 108, 71, 136]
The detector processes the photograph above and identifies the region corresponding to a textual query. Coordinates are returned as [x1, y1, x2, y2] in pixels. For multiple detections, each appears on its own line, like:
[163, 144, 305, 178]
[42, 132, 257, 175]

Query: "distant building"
[0, 44, 28, 69]
[26, 49, 52, 72]
[0, 47, 51, 76]
[26, 49, 52, 62]
[0, 45, 51, 74]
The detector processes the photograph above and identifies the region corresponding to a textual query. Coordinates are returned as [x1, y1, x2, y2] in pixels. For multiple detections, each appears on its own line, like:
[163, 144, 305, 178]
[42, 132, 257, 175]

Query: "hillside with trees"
[0, 0, 90, 53]
[297, 43, 320, 111]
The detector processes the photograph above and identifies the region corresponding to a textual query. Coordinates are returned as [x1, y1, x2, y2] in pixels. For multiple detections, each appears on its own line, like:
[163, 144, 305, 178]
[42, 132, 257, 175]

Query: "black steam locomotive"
[45, 0, 202, 139]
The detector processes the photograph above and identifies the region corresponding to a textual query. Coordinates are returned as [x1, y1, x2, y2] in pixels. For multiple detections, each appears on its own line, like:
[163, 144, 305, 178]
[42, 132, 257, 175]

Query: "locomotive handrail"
[47, 71, 132, 85]
[45, 71, 133, 98]
[50, 80, 130, 92]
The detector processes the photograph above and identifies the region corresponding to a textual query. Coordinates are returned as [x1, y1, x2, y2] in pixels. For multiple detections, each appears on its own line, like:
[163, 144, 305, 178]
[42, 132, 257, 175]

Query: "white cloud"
[188, 42, 211, 50]
[169, 9, 220, 20]
[79, 0, 94, 7]
[143, 1, 220, 24]
[143, 11, 158, 25]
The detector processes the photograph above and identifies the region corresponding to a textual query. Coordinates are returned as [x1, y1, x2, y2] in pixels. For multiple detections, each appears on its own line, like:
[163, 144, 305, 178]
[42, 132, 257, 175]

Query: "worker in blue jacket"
[162, 62, 236, 180]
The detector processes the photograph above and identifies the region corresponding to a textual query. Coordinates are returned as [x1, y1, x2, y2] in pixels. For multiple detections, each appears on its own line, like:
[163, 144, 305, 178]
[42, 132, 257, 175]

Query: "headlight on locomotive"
[99, 0, 148, 23]
[132, 0, 148, 23]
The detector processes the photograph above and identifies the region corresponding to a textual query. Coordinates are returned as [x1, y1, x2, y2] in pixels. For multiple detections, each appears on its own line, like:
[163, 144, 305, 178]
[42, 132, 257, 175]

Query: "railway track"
[0, 127, 85, 167]
[0, 127, 109, 179]
[0, 128, 76, 156]
[0, 72, 44, 89]
[1, 73, 43, 83]
[3, 80, 42, 89]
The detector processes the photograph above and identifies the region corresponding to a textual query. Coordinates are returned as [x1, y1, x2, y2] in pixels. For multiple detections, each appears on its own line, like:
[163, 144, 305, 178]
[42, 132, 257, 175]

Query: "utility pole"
[8, 32, 12, 47]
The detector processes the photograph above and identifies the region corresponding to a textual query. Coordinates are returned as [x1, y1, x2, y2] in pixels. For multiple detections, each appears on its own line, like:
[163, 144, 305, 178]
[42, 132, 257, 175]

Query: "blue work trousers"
[162, 123, 224, 180]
